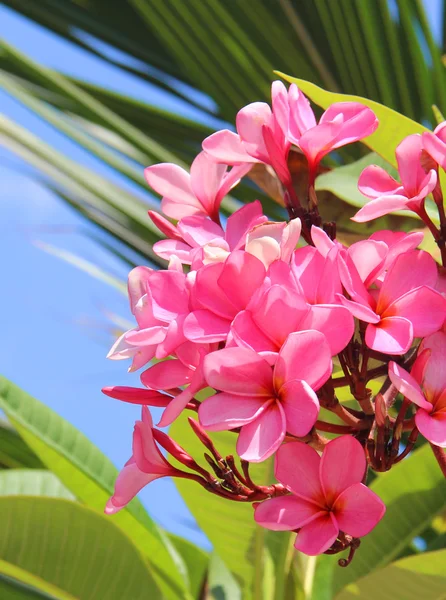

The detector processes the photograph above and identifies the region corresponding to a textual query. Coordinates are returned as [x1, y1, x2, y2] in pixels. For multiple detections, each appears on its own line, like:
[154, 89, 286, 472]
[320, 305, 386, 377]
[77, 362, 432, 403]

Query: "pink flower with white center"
[353, 134, 437, 223]
[150, 201, 267, 267]
[105, 407, 180, 514]
[287, 91, 378, 183]
[389, 331, 446, 447]
[254, 436, 386, 555]
[203, 81, 293, 189]
[245, 218, 301, 268]
[338, 249, 446, 354]
[144, 151, 250, 222]
[184, 250, 267, 343]
[422, 121, 446, 171]
[200, 330, 332, 462]
[140, 342, 209, 427]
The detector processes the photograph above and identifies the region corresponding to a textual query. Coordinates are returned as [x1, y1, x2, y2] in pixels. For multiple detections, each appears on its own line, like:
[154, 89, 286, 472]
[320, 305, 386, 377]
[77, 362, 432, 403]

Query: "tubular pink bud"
[102, 386, 172, 407]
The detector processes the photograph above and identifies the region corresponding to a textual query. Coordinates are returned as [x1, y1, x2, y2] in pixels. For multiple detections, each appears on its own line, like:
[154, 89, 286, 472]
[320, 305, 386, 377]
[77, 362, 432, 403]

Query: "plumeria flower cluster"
[103, 81, 446, 563]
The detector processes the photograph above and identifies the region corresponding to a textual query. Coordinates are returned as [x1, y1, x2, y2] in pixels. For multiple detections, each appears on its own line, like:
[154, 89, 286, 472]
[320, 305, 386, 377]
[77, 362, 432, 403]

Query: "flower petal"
[320, 436, 366, 503]
[141, 359, 191, 390]
[415, 410, 446, 447]
[254, 495, 320, 531]
[105, 461, 161, 515]
[299, 304, 354, 355]
[279, 380, 320, 437]
[237, 401, 286, 462]
[183, 310, 230, 342]
[333, 482, 386, 537]
[190, 152, 227, 215]
[365, 317, 413, 355]
[202, 129, 258, 164]
[275, 442, 323, 503]
[358, 165, 401, 199]
[388, 362, 432, 410]
[294, 513, 339, 556]
[385, 286, 446, 338]
[199, 393, 269, 431]
[352, 195, 410, 222]
[218, 250, 266, 311]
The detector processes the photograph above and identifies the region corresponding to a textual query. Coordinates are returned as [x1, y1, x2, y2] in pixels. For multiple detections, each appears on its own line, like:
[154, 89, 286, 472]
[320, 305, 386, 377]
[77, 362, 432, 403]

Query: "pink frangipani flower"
[389, 331, 446, 447]
[353, 134, 437, 222]
[245, 218, 301, 267]
[338, 250, 446, 354]
[200, 330, 332, 462]
[254, 436, 386, 555]
[145, 151, 250, 222]
[105, 407, 180, 514]
[422, 121, 446, 171]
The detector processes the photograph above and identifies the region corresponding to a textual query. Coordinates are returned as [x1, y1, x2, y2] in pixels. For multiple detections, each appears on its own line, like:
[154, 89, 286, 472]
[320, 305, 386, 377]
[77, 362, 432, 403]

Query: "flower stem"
[430, 443, 446, 477]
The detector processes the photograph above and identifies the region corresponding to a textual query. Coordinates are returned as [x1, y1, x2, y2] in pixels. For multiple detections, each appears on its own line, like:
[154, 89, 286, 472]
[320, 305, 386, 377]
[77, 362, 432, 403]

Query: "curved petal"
[288, 84, 316, 141]
[294, 513, 339, 556]
[423, 131, 446, 171]
[358, 165, 401, 199]
[218, 250, 266, 310]
[225, 200, 267, 251]
[275, 442, 323, 503]
[202, 129, 257, 164]
[102, 386, 172, 407]
[144, 163, 197, 207]
[236, 102, 272, 162]
[275, 331, 332, 390]
[190, 152, 227, 215]
[336, 294, 380, 324]
[415, 410, 446, 447]
[236, 401, 286, 462]
[177, 216, 224, 247]
[141, 359, 191, 390]
[320, 436, 366, 503]
[299, 304, 355, 355]
[333, 482, 386, 537]
[254, 495, 320, 531]
[352, 195, 410, 223]
[348, 240, 387, 285]
[153, 239, 193, 264]
[105, 461, 161, 515]
[231, 310, 278, 353]
[148, 270, 189, 321]
[388, 362, 432, 410]
[365, 317, 413, 355]
[246, 236, 281, 267]
[158, 360, 206, 427]
[194, 262, 237, 319]
[378, 250, 437, 311]
[126, 326, 167, 347]
[203, 347, 274, 396]
[298, 121, 342, 168]
[395, 134, 426, 196]
[279, 380, 320, 437]
[420, 331, 446, 397]
[183, 310, 230, 343]
[321, 102, 378, 147]
[199, 393, 268, 431]
[385, 286, 446, 338]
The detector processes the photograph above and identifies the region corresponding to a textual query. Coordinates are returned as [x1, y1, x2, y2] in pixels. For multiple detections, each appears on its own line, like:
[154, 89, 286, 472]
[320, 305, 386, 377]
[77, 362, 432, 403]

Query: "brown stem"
[430, 443, 446, 477]
[393, 428, 419, 464]
[315, 421, 357, 434]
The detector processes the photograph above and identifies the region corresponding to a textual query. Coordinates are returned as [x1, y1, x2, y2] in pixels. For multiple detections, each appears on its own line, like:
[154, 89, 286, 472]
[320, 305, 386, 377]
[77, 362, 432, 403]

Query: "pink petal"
[337, 251, 373, 305]
[423, 131, 446, 171]
[217, 163, 253, 202]
[310, 226, 336, 257]
[288, 84, 316, 142]
[203, 347, 274, 396]
[333, 482, 386, 537]
[148, 211, 183, 241]
[105, 461, 161, 515]
[420, 332, 446, 397]
[177, 216, 224, 247]
[294, 513, 339, 556]
[395, 134, 426, 197]
[292, 246, 326, 303]
[231, 310, 278, 353]
[388, 362, 432, 410]
[202, 129, 257, 164]
[128, 266, 152, 314]
[225, 200, 267, 251]
[365, 317, 413, 355]
[133, 410, 171, 472]
[236, 401, 286, 462]
[153, 239, 193, 264]
[102, 386, 172, 407]
[183, 310, 230, 342]
[320, 102, 378, 147]
[218, 250, 266, 310]
[155, 316, 187, 359]
[148, 270, 189, 321]
[236, 102, 272, 162]
[275, 331, 332, 391]
[320, 436, 366, 503]
[126, 326, 167, 347]
[161, 197, 204, 220]
[298, 121, 342, 168]
[275, 442, 323, 503]
[198, 393, 268, 431]
[141, 359, 191, 390]
[378, 250, 438, 311]
[246, 235, 281, 268]
[252, 285, 308, 347]
[158, 359, 206, 427]
[144, 163, 197, 208]
[348, 240, 387, 285]
[254, 495, 320, 531]
[299, 304, 355, 355]
[271, 80, 289, 135]
[415, 410, 446, 447]
[190, 152, 227, 215]
[337, 295, 380, 324]
[281, 219, 302, 262]
[279, 380, 320, 437]
[385, 286, 446, 338]
[358, 165, 402, 199]
[194, 262, 237, 319]
[352, 195, 410, 222]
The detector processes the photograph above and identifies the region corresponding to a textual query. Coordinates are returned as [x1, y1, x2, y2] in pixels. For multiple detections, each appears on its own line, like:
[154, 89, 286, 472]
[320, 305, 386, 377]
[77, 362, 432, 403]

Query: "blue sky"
[0, 0, 443, 549]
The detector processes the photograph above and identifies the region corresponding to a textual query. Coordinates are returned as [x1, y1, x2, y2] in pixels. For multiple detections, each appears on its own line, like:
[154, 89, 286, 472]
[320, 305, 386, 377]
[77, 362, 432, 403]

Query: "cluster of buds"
[103, 81, 446, 563]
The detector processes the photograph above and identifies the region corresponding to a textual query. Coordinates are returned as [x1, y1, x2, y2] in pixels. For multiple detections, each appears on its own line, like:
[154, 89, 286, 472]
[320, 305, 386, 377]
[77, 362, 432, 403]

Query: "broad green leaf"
[334, 550, 446, 600]
[0, 497, 159, 600]
[0, 469, 74, 500]
[207, 553, 242, 600]
[0, 420, 44, 469]
[169, 413, 273, 593]
[0, 560, 76, 600]
[167, 533, 209, 600]
[0, 377, 190, 600]
[333, 444, 446, 594]
[277, 74, 428, 168]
